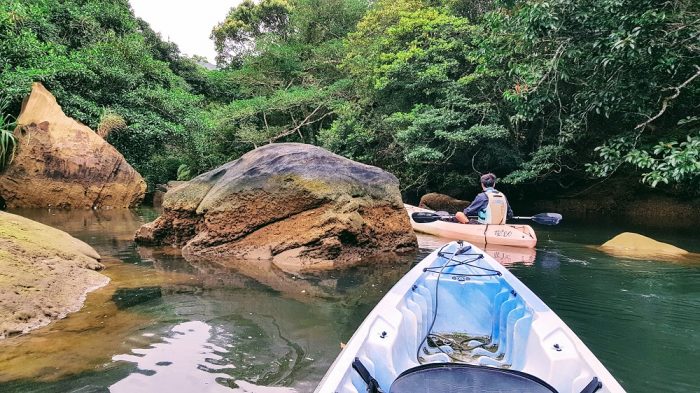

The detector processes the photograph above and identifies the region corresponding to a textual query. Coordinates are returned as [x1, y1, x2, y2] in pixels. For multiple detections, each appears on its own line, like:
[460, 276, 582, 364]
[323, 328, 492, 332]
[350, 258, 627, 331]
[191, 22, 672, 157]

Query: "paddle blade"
[531, 213, 562, 225]
[411, 212, 443, 223]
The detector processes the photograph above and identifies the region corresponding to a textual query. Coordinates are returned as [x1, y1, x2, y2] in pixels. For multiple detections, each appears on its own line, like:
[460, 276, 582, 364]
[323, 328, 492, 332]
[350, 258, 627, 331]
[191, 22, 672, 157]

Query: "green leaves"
[586, 128, 700, 188]
[203, 0, 369, 166]
[0, 99, 17, 171]
[211, 0, 292, 66]
[472, 0, 700, 189]
[330, 1, 519, 191]
[3, 0, 697, 196]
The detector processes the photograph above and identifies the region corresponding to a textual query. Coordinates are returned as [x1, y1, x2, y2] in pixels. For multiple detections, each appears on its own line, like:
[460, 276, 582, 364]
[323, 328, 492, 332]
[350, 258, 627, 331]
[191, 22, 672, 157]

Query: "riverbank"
[514, 195, 700, 228]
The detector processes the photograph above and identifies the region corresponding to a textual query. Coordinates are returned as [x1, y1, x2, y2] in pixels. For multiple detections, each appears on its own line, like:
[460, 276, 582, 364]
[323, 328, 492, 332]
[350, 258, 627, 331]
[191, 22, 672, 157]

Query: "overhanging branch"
[635, 65, 700, 130]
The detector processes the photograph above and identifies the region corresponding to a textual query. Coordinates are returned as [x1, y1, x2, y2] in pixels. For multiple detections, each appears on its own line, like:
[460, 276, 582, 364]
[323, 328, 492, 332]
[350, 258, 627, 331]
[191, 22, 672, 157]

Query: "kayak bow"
[316, 241, 625, 393]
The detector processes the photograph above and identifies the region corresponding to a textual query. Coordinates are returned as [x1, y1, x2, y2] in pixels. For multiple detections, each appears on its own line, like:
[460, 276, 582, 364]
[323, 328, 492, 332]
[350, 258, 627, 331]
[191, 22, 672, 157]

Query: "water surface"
[0, 208, 697, 392]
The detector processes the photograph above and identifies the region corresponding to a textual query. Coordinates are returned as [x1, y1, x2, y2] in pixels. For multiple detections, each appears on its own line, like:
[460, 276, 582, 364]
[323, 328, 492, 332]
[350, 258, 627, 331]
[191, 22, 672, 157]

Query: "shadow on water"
[1, 208, 698, 392]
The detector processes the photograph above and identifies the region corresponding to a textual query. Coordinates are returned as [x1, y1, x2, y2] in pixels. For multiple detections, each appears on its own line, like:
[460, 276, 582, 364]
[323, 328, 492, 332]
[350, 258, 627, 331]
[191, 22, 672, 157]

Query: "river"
[0, 208, 697, 392]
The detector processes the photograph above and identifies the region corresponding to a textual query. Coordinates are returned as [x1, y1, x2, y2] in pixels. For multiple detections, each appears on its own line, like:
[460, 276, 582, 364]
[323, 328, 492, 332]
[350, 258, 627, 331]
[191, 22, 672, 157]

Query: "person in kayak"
[455, 173, 513, 224]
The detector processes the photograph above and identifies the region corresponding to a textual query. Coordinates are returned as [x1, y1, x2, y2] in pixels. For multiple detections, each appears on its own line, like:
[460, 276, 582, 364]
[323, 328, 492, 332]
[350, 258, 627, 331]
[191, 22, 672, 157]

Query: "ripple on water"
[111, 320, 296, 393]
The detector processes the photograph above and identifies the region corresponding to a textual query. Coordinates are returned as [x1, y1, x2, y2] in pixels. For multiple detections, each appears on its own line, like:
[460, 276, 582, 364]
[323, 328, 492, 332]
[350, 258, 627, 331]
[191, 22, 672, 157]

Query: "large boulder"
[0, 211, 109, 338]
[0, 83, 146, 209]
[135, 143, 417, 270]
[418, 192, 470, 213]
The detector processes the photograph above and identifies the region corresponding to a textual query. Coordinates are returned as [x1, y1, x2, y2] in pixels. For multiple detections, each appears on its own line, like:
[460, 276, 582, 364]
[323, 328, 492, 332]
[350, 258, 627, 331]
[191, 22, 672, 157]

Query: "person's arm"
[465, 193, 487, 216]
[506, 199, 513, 219]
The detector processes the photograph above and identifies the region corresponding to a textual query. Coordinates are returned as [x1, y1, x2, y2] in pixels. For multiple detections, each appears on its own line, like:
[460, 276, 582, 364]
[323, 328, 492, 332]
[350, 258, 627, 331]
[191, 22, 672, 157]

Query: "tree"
[204, 0, 367, 159]
[475, 0, 700, 188]
[211, 0, 292, 67]
[324, 0, 516, 192]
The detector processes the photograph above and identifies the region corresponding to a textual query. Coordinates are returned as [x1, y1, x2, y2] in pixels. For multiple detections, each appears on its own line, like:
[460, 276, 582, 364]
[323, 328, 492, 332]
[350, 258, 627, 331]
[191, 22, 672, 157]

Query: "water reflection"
[0, 258, 199, 382]
[180, 253, 415, 303]
[111, 321, 295, 393]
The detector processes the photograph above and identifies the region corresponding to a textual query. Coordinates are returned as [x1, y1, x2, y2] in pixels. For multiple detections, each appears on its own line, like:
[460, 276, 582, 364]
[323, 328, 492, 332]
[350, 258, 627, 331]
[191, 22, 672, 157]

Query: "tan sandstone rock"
[0, 211, 109, 338]
[135, 143, 417, 271]
[0, 83, 146, 209]
[599, 232, 689, 260]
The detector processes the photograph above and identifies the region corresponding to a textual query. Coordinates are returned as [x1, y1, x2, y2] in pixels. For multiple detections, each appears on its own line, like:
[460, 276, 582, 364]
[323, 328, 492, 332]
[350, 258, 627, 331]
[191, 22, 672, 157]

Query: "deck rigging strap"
[417, 243, 502, 364]
[432, 250, 502, 277]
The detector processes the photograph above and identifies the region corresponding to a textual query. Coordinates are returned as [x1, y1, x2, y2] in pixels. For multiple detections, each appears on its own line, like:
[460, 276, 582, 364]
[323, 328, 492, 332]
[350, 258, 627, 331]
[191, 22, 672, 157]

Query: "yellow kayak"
[406, 204, 537, 248]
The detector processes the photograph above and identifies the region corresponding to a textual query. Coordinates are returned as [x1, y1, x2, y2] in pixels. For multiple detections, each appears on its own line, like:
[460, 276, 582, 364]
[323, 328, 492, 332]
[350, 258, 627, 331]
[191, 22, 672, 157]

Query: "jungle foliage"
[1, 0, 698, 196]
[0, 0, 216, 185]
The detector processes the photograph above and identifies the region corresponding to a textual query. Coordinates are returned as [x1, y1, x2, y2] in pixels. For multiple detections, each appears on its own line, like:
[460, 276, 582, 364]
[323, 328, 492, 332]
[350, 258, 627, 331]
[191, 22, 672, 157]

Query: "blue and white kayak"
[316, 241, 625, 393]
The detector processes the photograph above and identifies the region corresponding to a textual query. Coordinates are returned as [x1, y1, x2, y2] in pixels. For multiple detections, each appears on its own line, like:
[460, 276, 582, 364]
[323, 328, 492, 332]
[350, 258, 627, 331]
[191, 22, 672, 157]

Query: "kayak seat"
[390, 363, 558, 393]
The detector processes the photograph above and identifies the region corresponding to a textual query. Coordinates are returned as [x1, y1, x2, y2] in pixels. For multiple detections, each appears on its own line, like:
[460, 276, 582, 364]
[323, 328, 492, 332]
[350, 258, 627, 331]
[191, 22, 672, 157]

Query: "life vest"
[478, 188, 507, 225]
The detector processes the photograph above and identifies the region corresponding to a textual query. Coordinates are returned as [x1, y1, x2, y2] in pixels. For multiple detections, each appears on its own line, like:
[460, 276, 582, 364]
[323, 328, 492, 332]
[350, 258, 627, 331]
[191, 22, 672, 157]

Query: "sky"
[128, 0, 242, 63]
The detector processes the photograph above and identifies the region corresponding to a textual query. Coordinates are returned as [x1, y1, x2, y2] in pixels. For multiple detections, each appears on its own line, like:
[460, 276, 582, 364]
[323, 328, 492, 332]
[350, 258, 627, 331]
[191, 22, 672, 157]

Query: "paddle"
[411, 211, 563, 225]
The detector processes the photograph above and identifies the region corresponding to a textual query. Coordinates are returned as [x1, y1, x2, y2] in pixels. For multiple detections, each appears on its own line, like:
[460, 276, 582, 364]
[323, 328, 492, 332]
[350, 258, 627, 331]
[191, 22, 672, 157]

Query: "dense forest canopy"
[1, 0, 698, 197]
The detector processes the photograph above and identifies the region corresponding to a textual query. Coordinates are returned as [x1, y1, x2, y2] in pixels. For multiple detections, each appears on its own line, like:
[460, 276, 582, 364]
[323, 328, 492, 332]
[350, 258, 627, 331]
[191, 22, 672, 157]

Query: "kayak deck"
[316, 241, 624, 393]
[406, 204, 537, 248]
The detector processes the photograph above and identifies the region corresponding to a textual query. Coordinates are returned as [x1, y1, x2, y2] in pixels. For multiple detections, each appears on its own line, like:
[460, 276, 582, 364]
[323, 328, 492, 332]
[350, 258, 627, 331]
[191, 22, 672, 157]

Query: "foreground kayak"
[406, 204, 537, 248]
[316, 241, 624, 393]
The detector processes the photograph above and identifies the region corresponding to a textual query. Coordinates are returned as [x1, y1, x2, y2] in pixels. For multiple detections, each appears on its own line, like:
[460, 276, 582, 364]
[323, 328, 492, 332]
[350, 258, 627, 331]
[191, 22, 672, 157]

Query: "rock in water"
[599, 232, 688, 260]
[0, 83, 146, 208]
[418, 192, 470, 213]
[135, 143, 417, 270]
[0, 211, 109, 338]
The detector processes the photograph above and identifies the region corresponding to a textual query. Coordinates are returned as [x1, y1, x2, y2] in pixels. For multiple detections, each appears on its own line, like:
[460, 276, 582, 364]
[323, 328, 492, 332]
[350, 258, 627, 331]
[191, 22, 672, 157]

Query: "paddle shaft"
[435, 211, 529, 220]
[411, 211, 562, 225]
[439, 213, 524, 220]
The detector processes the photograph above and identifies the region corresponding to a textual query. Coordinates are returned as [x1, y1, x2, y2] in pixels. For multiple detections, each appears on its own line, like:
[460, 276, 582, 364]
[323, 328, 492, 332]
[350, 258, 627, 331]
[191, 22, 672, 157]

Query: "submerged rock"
[135, 143, 417, 270]
[0, 211, 109, 338]
[418, 192, 470, 213]
[0, 83, 146, 209]
[599, 232, 688, 260]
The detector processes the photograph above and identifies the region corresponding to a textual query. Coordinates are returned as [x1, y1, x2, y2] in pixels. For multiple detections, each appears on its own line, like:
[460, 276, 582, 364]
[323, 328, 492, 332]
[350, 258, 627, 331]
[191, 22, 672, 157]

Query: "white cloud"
[128, 0, 243, 63]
